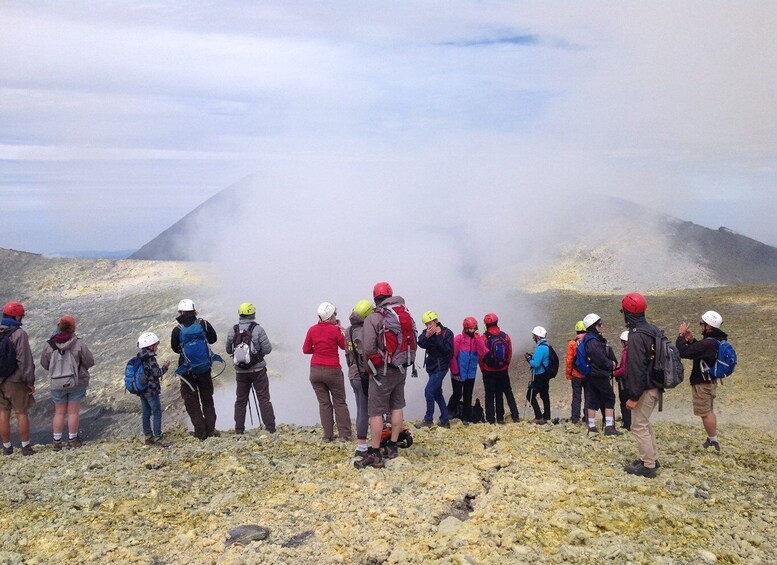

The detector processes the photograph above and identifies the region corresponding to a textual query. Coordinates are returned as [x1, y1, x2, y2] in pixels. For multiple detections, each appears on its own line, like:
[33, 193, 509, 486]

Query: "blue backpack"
[176, 320, 213, 376]
[574, 334, 598, 377]
[703, 338, 737, 379]
[483, 332, 509, 370]
[124, 356, 148, 395]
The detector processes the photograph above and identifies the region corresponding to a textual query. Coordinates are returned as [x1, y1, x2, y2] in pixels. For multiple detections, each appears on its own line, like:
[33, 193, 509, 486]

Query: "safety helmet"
[575, 321, 586, 333]
[532, 326, 547, 338]
[583, 313, 601, 329]
[317, 301, 337, 321]
[621, 292, 647, 314]
[483, 312, 499, 325]
[238, 302, 256, 317]
[422, 310, 439, 325]
[701, 310, 723, 329]
[2, 301, 25, 317]
[138, 331, 160, 349]
[352, 299, 374, 319]
[373, 281, 393, 299]
[463, 316, 477, 330]
[620, 330, 630, 342]
[177, 299, 195, 312]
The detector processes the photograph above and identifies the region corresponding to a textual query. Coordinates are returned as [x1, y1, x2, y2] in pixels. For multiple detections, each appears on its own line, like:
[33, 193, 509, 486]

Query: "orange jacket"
[565, 337, 584, 380]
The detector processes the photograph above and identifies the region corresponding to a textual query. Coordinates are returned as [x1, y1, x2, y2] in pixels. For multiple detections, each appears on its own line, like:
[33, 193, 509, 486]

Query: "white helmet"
[583, 313, 601, 329]
[177, 299, 195, 312]
[532, 326, 547, 338]
[138, 331, 160, 349]
[701, 310, 722, 329]
[317, 301, 336, 321]
[620, 330, 630, 342]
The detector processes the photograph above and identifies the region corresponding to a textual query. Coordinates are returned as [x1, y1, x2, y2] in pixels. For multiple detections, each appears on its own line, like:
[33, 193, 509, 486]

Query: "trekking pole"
[251, 386, 263, 429]
[524, 368, 535, 415]
[246, 385, 255, 427]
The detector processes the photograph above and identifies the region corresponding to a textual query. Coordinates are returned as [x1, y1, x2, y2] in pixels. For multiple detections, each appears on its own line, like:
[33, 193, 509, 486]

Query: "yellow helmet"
[352, 299, 374, 319]
[238, 302, 256, 317]
[575, 320, 586, 332]
[422, 310, 439, 325]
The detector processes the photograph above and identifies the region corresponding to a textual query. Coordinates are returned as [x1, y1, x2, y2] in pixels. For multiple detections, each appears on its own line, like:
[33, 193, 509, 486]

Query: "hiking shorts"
[51, 385, 87, 405]
[692, 381, 717, 416]
[367, 370, 406, 417]
[584, 376, 616, 411]
[0, 381, 36, 412]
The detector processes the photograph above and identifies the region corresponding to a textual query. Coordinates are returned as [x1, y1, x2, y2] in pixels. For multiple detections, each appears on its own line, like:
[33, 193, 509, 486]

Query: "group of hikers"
[0, 285, 735, 479]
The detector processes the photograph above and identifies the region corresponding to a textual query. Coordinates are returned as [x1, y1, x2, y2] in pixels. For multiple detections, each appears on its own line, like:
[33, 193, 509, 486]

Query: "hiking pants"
[496, 370, 520, 421]
[527, 373, 551, 420]
[423, 370, 450, 423]
[349, 377, 369, 441]
[180, 371, 217, 440]
[309, 365, 352, 441]
[484, 370, 519, 423]
[631, 388, 659, 469]
[617, 379, 632, 430]
[234, 367, 276, 433]
[140, 393, 162, 438]
[447, 378, 475, 421]
[570, 377, 585, 423]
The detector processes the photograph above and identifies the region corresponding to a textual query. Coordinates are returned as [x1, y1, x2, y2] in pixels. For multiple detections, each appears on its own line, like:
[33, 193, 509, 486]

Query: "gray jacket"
[40, 335, 95, 387]
[225, 317, 272, 373]
[362, 295, 407, 379]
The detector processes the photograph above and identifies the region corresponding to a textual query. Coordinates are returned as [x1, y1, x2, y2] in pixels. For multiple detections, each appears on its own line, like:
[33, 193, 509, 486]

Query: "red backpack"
[376, 304, 417, 372]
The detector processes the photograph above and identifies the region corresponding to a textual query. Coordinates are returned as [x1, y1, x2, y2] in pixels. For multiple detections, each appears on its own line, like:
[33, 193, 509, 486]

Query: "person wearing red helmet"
[447, 317, 489, 423]
[479, 313, 520, 424]
[0, 302, 37, 456]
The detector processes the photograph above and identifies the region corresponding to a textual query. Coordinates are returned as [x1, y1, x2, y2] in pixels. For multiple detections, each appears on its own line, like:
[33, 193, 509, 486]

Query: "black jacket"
[676, 327, 729, 385]
[417, 324, 454, 374]
[583, 330, 614, 379]
[171, 312, 218, 369]
[623, 316, 661, 401]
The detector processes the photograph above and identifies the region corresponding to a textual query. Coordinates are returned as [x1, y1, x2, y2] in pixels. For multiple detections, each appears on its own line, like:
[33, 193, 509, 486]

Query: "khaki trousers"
[310, 365, 352, 440]
[631, 388, 659, 469]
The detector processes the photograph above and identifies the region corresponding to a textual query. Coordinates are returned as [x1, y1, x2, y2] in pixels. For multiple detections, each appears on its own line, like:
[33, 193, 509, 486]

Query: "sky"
[2, 1, 776, 255]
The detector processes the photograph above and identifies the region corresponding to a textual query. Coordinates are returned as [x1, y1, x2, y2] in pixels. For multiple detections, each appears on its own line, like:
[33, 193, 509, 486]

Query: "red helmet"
[373, 281, 393, 299]
[621, 292, 647, 314]
[483, 312, 499, 325]
[463, 316, 477, 330]
[2, 301, 25, 317]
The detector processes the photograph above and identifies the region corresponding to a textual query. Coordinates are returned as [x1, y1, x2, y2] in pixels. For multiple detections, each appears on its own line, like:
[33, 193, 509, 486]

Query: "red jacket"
[478, 326, 512, 373]
[303, 321, 345, 368]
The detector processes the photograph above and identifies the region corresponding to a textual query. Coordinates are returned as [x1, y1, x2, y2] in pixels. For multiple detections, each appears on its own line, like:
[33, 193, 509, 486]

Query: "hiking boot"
[354, 449, 384, 469]
[67, 437, 83, 449]
[2, 445, 12, 456]
[604, 426, 622, 437]
[383, 440, 399, 460]
[703, 438, 721, 452]
[496, 419, 506, 425]
[144, 435, 155, 445]
[631, 459, 661, 470]
[207, 430, 221, 438]
[530, 418, 546, 425]
[438, 420, 450, 429]
[52, 440, 63, 452]
[511, 414, 520, 423]
[354, 447, 369, 458]
[150, 437, 169, 448]
[414, 420, 433, 429]
[21, 445, 36, 456]
[624, 460, 656, 478]
[234, 428, 245, 435]
[587, 425, 598, 434]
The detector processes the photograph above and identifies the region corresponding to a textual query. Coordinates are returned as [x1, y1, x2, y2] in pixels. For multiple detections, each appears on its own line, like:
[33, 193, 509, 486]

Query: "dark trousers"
[527, 373, 551, 420]
[570, 378, 585, 423]
[180, 371, 217, 439]
[447, 378, 475, 421]
[617, 378, 632, 430]
[484, 370, 519, 423]
[235, 367, 276, 433]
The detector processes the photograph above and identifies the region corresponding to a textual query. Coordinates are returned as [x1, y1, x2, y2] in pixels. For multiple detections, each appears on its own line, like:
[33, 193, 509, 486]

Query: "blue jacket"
[417, 324, 454, 375]
[529, 339, 550, 375]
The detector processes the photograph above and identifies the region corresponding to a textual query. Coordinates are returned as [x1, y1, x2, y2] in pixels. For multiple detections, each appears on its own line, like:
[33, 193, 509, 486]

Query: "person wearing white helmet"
[170, 299, 219, 440]
[612, 330, 632, 431]
[677, 310, 729, 452]
[577, 314, 621, 436]
[524, 326, 552, 424]
[133, 331, 171, 446]
[303, 302, 352, 442]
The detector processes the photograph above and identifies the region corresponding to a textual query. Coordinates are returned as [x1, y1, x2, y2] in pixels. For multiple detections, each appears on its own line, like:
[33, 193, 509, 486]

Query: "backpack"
[636, 327, 684, 389]
[124, 356, 148, 395]
[232, 323, 262, 369]
[470, 398, 486, 423]
[574, 334, 598, 377]
[176, 320, 214, 376]
[701, 338, 737, 379]
[0, 326, 19, 383]
[375, 304, 417, 371]
[483, 332, 510, 370]
[544, 344, 560, 379]
[47, 339, 79, 391]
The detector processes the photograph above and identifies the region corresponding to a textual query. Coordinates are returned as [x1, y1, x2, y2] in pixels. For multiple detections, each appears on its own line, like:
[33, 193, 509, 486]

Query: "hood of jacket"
[349, 311, 365, 327]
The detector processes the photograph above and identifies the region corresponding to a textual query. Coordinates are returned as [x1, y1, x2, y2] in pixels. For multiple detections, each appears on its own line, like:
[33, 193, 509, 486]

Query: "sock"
[588, 418, 596, 428]
[3, 442, 11, 448]
[21, 441, 30, 447]
[605, 416, 614, 427]
[69, 433, 78, 440]
[708, 436, 718, 443]
[53, 433, 63, 441]
[356, 443, 368, 452]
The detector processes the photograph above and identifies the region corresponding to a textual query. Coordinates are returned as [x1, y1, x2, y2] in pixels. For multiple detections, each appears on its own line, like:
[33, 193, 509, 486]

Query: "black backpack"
[0, 327, 19, 383]
[470, 398, 486, 423]
[545, 344, 560, 379]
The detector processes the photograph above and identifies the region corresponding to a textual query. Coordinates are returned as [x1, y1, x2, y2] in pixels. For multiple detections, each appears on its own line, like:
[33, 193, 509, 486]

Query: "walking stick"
[251, 386, 263, 429]
[246, 386, 255, 427]
[524, 368, 535, 415]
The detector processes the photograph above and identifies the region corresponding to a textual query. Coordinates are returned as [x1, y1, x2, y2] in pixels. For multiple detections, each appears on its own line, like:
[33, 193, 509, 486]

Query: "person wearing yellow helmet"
[416, 311, 454, 428]
[565, 321, 587, 425]
[226, 302, 275, 434]
[345, 299, 374, 457]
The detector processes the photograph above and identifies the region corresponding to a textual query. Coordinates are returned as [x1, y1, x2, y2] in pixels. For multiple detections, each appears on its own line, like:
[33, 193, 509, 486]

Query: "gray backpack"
[47, 339, 79, 391]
